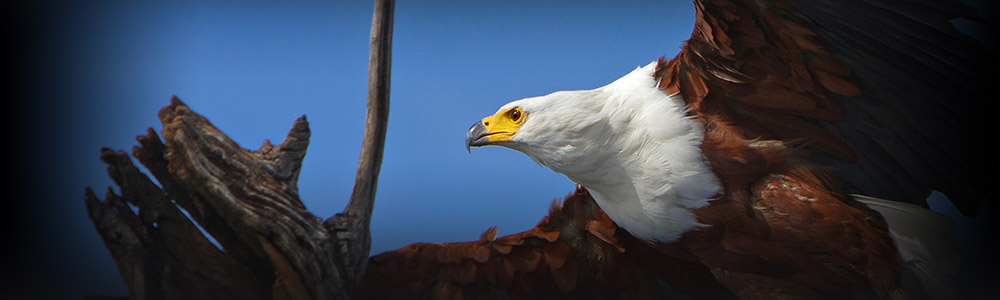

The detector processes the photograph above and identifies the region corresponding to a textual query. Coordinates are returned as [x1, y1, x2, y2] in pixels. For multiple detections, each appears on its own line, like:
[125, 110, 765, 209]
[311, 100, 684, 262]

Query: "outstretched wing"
[656, 0, 992, 215]
[358, 187, 733, 299]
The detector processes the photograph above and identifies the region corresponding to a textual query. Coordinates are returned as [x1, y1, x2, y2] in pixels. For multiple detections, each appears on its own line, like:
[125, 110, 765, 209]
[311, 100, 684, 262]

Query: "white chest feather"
[507, 63, 722, 243]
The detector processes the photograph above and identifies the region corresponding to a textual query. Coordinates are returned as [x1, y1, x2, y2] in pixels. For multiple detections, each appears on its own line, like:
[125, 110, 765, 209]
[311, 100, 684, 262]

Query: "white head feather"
[493, 62, 722, 242]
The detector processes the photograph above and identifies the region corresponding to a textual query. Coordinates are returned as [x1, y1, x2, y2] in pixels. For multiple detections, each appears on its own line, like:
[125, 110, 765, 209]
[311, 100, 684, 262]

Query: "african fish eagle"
[464, 0, 989, 298]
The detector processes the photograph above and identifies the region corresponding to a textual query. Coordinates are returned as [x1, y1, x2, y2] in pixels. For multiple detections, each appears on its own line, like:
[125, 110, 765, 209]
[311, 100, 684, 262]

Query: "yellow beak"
[465, 110, 523, 152]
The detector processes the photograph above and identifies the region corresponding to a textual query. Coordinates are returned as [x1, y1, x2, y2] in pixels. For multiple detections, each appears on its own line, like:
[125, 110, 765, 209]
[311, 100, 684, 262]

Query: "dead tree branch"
[84, 1, 394, 299]
[327, 0, 394, 295]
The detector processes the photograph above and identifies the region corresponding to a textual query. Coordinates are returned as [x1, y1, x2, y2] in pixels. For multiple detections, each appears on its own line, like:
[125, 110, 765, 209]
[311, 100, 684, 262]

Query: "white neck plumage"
[512, 63, 723, 243]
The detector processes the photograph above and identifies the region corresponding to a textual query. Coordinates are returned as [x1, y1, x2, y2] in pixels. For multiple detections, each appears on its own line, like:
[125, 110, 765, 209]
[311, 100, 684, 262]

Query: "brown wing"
[667, 162, 903, 299]
[357, 187, 734, 300]
[655, 0, 992, 215]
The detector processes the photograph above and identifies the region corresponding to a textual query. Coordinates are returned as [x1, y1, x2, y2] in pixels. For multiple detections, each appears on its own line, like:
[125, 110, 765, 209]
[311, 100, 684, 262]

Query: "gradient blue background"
[11, 0, 996, 299]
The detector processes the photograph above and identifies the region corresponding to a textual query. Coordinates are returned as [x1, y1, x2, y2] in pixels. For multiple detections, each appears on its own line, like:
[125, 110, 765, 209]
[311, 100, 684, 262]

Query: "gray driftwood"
[84, 1, 394, 299]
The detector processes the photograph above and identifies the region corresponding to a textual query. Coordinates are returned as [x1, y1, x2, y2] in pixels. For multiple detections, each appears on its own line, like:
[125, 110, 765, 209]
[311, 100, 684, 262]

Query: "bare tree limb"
[86, 1, 393, 298]
[327, 0, 394, 295]
[86, 98, 320, 299]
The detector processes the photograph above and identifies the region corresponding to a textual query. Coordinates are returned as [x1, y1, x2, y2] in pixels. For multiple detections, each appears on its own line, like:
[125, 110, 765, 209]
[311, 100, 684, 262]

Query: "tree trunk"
[84, 1, 394, 299]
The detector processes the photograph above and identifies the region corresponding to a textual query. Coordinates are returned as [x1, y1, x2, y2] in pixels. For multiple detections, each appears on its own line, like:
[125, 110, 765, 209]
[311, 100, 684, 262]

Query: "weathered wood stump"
[85, 97, 349, 300]
[85, 1, 392, 298]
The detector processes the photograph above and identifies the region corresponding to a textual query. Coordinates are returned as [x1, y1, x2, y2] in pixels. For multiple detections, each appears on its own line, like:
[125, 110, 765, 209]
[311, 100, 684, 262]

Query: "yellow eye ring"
[509, 108, 523, 123]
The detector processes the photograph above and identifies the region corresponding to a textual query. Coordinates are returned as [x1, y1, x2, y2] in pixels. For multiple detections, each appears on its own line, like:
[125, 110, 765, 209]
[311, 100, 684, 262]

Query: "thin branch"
[325, 0, 394, 296]
[347, 0, 393, 218]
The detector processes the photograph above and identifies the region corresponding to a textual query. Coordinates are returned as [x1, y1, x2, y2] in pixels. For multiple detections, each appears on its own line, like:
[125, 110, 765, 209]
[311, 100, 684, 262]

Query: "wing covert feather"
[657, 0, 992, 215]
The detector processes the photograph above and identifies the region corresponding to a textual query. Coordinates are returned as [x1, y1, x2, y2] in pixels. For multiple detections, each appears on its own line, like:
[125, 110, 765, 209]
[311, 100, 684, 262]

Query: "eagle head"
[464, 89, 611, 175]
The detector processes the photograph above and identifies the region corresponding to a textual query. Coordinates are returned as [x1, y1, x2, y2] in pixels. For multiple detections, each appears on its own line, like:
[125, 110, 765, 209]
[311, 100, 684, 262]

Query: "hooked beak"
[465, 121, 489, 153]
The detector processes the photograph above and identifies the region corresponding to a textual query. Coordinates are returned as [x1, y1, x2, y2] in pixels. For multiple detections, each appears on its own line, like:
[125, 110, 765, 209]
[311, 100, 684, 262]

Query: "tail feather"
[853, 194, 961, 300]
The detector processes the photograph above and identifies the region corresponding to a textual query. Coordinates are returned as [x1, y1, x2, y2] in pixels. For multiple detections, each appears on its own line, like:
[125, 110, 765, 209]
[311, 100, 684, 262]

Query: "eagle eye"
[509, 108, 523, 123]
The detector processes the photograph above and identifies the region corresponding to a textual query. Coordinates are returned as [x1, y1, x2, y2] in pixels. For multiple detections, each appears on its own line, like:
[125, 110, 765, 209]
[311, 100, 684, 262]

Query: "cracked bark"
[84, 1, 393, 299]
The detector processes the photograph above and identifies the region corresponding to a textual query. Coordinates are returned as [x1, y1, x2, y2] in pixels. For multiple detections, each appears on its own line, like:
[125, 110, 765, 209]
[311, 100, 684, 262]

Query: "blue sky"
[15, 0, 996, 299]
[19, 1, 694, 298]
